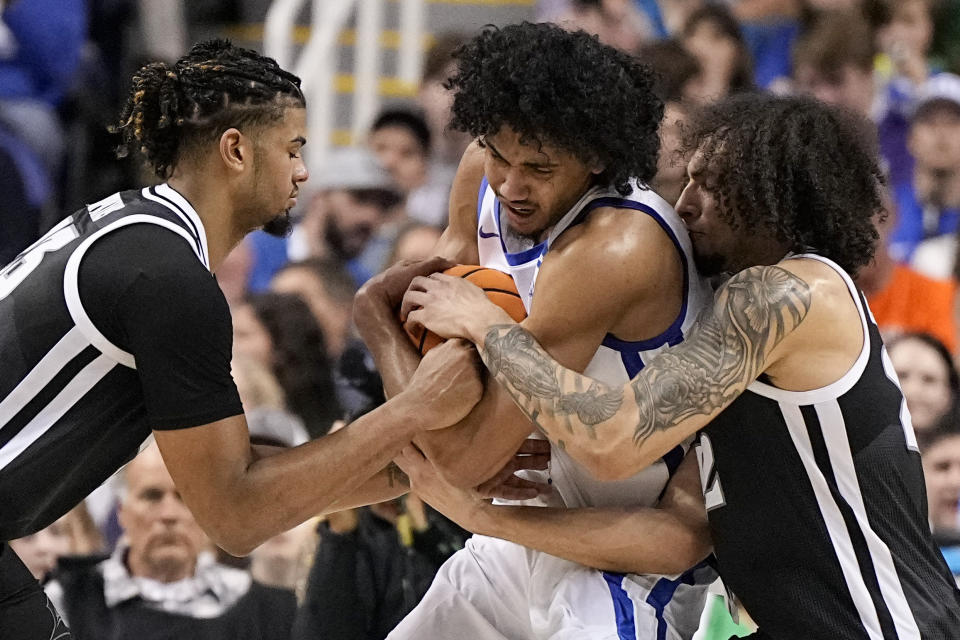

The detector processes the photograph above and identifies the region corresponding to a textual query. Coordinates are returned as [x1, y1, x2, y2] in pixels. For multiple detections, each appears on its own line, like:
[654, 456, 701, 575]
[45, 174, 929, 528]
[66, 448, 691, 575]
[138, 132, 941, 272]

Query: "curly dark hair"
[682, 93, 884, 274]
[247, 292, 342, 437]
[114, 39, 304, 179]
[446, 22, 663, 194]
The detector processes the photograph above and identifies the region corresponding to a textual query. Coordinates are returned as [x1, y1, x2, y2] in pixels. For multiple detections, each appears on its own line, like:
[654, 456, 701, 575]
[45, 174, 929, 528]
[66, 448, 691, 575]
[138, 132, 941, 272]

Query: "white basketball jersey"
[477, 177, 712, 509]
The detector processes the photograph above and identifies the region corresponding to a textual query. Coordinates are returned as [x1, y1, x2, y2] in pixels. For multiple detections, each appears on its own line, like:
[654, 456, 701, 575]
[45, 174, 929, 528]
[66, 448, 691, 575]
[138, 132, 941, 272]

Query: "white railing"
[264, 0, 426, 170]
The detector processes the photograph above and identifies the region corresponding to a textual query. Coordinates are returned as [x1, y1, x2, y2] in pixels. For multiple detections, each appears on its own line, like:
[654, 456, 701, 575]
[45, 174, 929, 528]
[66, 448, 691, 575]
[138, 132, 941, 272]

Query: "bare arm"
[153, 340, 482, 556]
[400, 445, 711, 575]
[407, 265, 812, 481]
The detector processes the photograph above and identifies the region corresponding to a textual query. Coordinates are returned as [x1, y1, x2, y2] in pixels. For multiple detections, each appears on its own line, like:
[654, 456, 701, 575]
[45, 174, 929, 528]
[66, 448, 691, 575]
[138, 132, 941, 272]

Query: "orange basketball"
[403, 265, 528, 355]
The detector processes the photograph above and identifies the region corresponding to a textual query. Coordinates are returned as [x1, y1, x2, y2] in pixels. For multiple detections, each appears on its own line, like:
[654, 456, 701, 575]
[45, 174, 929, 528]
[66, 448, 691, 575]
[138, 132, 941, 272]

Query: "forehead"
[486, 126, 572, 165]
[262, 106, 307, 140]
[926, 436, 960, 461]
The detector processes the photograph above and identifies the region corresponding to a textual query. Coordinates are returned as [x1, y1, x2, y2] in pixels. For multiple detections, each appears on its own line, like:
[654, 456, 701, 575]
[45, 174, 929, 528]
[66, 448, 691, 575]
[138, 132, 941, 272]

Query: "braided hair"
[114, 39, 304, 179]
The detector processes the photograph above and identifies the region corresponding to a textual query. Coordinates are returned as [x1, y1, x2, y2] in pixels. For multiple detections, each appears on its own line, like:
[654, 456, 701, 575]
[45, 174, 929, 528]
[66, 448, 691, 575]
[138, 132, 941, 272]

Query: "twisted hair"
[446, 22, 663, 194]
[682, 94, 884, 275]
[114, 39, 304, 179]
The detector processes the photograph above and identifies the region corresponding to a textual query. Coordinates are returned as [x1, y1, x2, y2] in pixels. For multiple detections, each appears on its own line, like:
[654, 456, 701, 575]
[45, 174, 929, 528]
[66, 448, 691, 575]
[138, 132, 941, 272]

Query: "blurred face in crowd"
[323, 190, 386, 260]
[232, 303, 274, 368]
[9, 520, 72, 580]
[876, 0, 933, 59]
[793, 64, 875, 118]
[119, 446, 208, 583]
[369, 125, 429, 192]
[889, 337, 955, 433]
[270, 267, 351, 357]
[923, 434, 960, 531]
[909, 108, 960, 210]
[482, 126, 601, 241]
[389, 225, 443, 266]
[683, 19, 738, 103]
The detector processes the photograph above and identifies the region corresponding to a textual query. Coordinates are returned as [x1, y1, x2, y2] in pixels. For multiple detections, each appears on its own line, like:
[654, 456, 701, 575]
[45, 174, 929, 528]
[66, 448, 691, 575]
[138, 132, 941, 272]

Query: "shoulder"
[549, 203, 681, 276]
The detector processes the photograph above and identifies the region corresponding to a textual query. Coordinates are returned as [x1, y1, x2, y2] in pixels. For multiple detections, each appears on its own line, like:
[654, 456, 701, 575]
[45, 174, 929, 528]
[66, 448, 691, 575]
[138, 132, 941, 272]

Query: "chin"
[262, 211, 293, 238]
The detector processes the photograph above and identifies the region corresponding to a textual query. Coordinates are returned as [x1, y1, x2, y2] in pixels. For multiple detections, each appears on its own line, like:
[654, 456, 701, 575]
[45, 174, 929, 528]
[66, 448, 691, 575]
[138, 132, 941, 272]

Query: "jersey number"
[696, 433, 726, 511]
[0, 217, 79, 301]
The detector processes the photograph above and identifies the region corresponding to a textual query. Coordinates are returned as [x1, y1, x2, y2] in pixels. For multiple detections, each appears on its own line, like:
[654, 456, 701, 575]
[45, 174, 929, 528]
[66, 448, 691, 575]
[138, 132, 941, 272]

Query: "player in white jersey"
[354, 23, 715, 639]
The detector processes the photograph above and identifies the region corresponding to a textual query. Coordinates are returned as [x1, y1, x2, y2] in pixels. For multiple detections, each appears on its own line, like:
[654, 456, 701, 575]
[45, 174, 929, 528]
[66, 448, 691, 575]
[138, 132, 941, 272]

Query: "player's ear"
[590, 163, 605, 176]
[219, 128, 249, 174]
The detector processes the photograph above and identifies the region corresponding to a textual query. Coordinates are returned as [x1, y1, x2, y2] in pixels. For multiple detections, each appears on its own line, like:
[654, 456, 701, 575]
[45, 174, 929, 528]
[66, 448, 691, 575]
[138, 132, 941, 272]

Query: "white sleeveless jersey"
[477, 177, 712, 509]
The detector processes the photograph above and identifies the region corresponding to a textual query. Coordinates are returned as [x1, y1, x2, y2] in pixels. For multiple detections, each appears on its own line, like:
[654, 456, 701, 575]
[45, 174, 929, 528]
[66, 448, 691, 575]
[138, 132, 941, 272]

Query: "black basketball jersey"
[0, 185, 214, 540]
[698, 254, 960, 639]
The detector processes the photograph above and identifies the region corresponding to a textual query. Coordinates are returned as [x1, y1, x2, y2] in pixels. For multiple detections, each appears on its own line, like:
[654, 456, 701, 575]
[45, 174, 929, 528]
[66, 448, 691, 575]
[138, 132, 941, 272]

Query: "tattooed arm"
[406, 265, 811, 480]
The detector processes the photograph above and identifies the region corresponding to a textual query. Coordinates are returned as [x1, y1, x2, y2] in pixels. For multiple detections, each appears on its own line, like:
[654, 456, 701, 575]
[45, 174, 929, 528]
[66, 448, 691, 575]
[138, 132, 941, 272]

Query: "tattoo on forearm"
[480, 266, 811, 451]
[386, 462, 409, 488]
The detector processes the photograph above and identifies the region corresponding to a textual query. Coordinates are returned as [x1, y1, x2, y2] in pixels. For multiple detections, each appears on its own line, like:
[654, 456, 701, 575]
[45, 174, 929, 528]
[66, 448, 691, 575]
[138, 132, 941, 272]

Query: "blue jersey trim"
[477, 177, 488, 222]
[602, 572, 637, 640]
[578, 197, 690, 352]
[645, 563, 702, 640]
[492, 196, 547, 266]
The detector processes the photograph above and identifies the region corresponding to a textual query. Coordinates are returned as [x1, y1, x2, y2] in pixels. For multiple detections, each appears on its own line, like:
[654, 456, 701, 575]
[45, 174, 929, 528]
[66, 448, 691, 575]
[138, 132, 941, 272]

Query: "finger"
[501, 475, 553, 497]
[400, 289, 429, 320]
[400, 445, 427, 467]
[482, 483, 540, 501]
[516, 439, 552, 455]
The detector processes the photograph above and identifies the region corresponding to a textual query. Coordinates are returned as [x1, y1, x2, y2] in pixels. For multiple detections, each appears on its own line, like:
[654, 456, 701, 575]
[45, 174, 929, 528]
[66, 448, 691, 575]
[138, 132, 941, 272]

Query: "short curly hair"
[682, 94, 884, 275]
[446, 22, 663, 195]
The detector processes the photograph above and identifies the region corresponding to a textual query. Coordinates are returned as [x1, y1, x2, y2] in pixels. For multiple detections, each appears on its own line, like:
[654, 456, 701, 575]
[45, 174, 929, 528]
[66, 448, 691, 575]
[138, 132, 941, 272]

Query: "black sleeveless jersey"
[698, 254, 960, 639]
[0, 185, 235, 540]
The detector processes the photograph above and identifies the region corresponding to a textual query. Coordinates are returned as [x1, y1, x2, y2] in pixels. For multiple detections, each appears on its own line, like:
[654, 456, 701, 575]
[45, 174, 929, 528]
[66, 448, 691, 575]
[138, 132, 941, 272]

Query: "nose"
[498, 167, 529, 202]
[158, 493, 189, 523]
[674, 182, 699, 223]
[295, 158, 308, 184]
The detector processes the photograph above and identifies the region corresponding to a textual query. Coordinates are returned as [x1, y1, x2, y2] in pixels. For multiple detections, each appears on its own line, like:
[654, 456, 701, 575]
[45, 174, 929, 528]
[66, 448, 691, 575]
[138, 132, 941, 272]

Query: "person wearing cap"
[288, 147, 404, 286]
[888, 73, 960, 265]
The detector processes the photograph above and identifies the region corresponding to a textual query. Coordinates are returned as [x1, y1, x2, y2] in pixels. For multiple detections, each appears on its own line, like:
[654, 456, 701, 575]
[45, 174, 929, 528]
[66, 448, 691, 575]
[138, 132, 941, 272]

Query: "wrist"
[472, 307, 515, 348]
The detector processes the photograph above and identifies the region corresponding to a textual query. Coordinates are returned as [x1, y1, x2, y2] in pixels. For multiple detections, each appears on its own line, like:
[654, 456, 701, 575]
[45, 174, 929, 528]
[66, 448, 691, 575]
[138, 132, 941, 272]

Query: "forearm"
[319, 463, 410, 515]
[191, 401, 421, 555]
[410, 378, 535, 487]
[355, 299, 421, 398]
[468, 504, 711, 575]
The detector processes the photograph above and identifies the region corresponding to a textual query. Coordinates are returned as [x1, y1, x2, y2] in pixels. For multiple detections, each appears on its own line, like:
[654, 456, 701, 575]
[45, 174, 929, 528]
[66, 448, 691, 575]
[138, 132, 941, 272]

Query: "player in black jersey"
[402, 94, 960, 639]
[0, 40, 481, 638]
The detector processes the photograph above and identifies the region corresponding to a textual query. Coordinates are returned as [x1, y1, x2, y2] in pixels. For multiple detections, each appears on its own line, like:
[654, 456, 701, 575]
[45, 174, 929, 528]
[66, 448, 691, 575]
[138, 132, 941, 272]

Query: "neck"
[168, 168, 246, 272]
[126, 550, 195, 584]
[856, 249, 895, 295]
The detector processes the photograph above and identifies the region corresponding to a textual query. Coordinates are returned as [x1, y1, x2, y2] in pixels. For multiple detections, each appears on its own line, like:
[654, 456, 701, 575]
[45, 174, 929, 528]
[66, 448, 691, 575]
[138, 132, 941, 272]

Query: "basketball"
[403, 265, 527, 355]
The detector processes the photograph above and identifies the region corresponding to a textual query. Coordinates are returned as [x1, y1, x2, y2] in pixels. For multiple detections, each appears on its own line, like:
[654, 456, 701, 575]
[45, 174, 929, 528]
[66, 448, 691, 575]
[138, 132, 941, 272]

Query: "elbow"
[580, 448, 641, 482]
[431, 448, 495, 489]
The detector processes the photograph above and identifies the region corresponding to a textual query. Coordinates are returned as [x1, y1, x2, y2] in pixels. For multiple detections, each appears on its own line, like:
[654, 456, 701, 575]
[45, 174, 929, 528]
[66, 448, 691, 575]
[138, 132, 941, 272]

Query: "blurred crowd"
[4, 0, 960, 637]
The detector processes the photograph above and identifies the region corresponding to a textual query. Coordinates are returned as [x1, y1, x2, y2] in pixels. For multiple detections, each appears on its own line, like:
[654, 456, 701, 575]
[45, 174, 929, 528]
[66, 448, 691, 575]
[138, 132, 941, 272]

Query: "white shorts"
[388, 535, 714, 640]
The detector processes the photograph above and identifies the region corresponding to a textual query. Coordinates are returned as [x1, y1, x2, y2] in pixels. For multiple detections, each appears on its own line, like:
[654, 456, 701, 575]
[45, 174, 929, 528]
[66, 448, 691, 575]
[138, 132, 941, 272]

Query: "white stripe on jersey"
[780, 402, 886, 640]
[0, 353, 116, 470]
[880, 347, 920, 452]
[142, 185, 210, 269]
[815, 400, 921, 638]
[0, 326, 89, 429]
[63, 214, 201, 369]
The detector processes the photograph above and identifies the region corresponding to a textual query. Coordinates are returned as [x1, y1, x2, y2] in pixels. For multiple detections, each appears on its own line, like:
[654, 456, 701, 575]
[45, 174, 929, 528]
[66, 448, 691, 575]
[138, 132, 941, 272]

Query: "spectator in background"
[233, 293, 342, 438]
[792, 12, 877, 119]
[887, 333, 959, 441]
[0, 0, 84, 187]
[271, 258, 357, 361]
[9, 504, 103, 583]
[900, 74, 960, 271]
[639, 38, 701, 205]
[291, 422, 469, 640]
[384, 222, 443, 267]
[417, 32, 472, 167]
[46, 444, 296, 640]
[921, 420, 960, 581]
[288, 147, 403, 286]
[550, 0, 654, 53]
[857, 194, 957, 352]
[369, 108, 454, 228]
[923, 420, 960, 536]
[681, 4, 754, 105]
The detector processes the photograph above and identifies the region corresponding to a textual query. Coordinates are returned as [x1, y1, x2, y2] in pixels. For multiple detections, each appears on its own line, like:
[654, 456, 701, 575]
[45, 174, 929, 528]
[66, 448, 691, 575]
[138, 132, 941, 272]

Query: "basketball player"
[354, 23, 716, 639]
[0, 40, 481, 638]
[404, 94, 960, 638]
